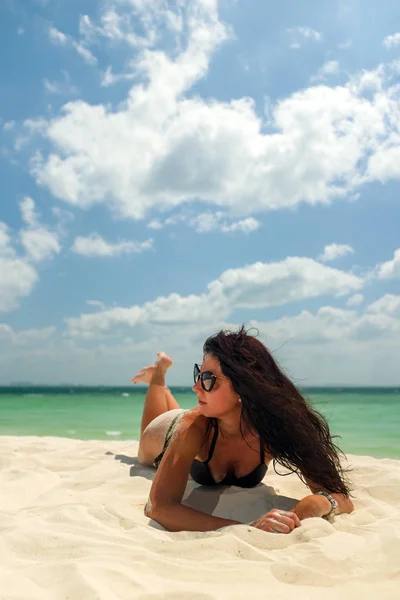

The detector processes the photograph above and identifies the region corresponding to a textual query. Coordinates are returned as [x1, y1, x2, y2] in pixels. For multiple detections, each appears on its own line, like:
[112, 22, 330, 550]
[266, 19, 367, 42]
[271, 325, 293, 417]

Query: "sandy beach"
[1, 436, 399, 600]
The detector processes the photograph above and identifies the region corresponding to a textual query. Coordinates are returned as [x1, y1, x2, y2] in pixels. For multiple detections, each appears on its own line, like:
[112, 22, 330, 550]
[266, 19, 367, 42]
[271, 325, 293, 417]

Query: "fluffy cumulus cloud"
[19, 197, 61, 262]
[0, 324, 55, 347]
[376, 248, 400, 279]
[23, 1, 400, 226]
[367, 294, 400, 317]
[3, 249, 400, 385]
[0, 225, 38, 313]
[318, 243, 355, 263]
[36, 287, 400, 386]
[311, 60, 340, 82]
[0, 199, 60, 312]
[71, 233, 153, 257]
[65, 256, 363, 338]
[383, 32, 400, 49]
[346, 293, 364, 307]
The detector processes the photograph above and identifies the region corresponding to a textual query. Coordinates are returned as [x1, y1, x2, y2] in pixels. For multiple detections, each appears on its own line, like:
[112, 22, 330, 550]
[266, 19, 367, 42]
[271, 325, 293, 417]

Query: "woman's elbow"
[144, 499, 153, 518]
[144, 496, 178, 523]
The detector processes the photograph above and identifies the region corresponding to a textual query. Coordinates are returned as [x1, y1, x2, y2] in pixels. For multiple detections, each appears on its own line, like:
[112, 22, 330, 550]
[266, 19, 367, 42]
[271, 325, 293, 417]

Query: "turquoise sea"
[0, 387, 399, 459]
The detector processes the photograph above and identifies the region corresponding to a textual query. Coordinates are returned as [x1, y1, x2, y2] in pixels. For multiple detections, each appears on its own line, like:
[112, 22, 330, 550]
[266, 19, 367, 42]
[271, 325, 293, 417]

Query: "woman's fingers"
[272, 514, 297, 531]
[250, 509, 302, 534]
[267, 517, 290, 533]
[274, 510, 301, 528]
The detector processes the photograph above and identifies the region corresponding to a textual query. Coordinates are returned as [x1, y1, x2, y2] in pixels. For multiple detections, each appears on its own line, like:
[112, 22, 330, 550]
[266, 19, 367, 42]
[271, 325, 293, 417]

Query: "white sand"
[1, 436, 399, 600]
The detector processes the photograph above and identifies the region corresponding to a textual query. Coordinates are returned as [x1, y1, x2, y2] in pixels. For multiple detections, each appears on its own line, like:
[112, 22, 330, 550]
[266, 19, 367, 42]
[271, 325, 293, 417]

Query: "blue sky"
[1, 0, 400, 385]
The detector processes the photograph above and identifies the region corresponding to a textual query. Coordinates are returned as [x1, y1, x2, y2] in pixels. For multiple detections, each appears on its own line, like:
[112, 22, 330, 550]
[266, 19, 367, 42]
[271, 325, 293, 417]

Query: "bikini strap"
[204, 420, 219, 464]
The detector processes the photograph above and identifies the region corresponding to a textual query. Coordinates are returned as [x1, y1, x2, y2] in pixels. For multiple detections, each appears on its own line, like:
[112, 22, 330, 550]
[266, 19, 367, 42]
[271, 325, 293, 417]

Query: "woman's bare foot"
[132, 365, 155, 384]
[132, 352, 172, 384]
[155, 351, 173, 373]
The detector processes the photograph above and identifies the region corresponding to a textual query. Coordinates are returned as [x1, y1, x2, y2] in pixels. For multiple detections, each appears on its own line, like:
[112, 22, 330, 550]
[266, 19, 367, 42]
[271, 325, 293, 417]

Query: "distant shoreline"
[1, 385, 399, 394]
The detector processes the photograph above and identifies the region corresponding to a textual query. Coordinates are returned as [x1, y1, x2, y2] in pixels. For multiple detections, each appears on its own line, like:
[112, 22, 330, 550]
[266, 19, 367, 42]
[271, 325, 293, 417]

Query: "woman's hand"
[249, 509, 301, 533]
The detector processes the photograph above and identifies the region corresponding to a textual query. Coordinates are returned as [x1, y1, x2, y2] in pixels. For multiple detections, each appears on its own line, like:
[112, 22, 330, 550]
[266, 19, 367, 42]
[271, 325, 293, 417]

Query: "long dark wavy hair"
[203, 326, 351, 496]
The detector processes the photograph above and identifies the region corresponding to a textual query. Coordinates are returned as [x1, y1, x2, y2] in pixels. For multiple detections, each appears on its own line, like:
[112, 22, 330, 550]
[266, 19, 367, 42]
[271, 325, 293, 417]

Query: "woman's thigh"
[138, 408, 186, 466]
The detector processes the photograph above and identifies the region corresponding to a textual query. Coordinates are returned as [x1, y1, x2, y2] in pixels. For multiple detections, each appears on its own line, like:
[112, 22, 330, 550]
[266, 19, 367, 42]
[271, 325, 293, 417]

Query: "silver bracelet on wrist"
[315, 491, 339, 519]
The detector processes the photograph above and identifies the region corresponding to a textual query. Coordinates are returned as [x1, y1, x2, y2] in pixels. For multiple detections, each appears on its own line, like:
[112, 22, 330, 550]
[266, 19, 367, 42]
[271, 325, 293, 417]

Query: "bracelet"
[315, 491, 339, 518]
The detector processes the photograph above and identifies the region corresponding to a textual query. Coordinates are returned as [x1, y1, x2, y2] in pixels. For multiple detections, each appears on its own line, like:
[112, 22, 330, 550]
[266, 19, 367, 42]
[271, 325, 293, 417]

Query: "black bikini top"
[190, 421, 267, 488]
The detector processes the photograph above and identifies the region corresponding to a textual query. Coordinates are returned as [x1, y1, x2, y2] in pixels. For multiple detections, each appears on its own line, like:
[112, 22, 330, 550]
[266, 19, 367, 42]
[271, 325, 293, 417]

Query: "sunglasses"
[193, 363, 228, 392]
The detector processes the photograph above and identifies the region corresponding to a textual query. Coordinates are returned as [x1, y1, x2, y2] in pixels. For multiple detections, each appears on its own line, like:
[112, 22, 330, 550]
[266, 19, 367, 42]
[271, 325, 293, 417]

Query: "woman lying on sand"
[133, 326, 354, 533]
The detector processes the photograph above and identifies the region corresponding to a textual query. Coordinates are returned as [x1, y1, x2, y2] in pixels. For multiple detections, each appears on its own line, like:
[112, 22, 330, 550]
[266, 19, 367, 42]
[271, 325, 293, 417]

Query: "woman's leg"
[165, 386, 180, 411]
[134, 352, 180, 436]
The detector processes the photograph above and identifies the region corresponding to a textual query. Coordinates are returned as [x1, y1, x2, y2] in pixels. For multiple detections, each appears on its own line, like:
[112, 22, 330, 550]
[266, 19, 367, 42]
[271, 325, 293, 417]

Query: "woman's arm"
[145, 413, 241, 532]
[146, 500, 241, 532]
[290, 476, 354, 520]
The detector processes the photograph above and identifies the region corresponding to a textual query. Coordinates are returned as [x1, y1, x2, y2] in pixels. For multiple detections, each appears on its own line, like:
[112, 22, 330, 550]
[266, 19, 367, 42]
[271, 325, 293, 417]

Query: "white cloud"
[72, 42, 97, 66]
[20, 196, 38, 227]
[0, 222, 38, 312]
[147, 219, 164, 230]
[65, 255, 363, 339]
[55, 286, 400, 385]
[346, 293, 364, 307]
[147, 212, 259, 234]
[208, 257, 362, 309]
[367, 294, 400, 317]
[3, 284, 400, 385]
[0, 238, 38, 313]
[71, 233, 153, 257]
[376, 248, 400, 279]
[19, 197, 61, 262]
[220, 217, 260, 233]
[86, 300, 106, 310]
[51, 206, 75, 237]
[311, 60, 340, 82]
[101, 66, 136, 87]
[0, 324, 55, 347]
[28, 4, 400, 225]
[256, 307, 358, 345]
[0, 223, 12, 254]
[79, 9, 157, 49]
[367, 143, 400, 182]
[288, 26, 322, 48]
[20, 228, 61, 263]
[49, 26, 68, 45]
[190, 212, 260, 233]
[383, 32, 400, 49]
[318, 243, 355, 263]
[48, 26, 97, 65]
[0, 198, 62, 312]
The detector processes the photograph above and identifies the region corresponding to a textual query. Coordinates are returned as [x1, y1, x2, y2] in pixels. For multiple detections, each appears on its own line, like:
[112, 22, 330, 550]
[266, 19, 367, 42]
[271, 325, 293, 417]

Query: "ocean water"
[0, 386, 399, 459]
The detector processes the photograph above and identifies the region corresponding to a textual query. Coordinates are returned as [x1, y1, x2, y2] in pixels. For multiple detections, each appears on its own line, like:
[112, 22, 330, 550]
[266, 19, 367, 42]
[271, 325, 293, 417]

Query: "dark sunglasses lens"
[201, 372, 214, 392]
[193, 364, 200, 384]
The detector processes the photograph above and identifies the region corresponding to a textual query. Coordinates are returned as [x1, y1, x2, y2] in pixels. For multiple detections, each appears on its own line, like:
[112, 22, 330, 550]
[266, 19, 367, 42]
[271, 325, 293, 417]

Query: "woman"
[134, 327, 353, 533]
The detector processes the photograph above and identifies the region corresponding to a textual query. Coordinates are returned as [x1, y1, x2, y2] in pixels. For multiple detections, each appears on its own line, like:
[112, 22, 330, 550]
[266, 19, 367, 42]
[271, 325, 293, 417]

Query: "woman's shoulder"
[180, 406, 209, 430]
[164, 408, 207, 457]
[178, 407, 208, 436]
